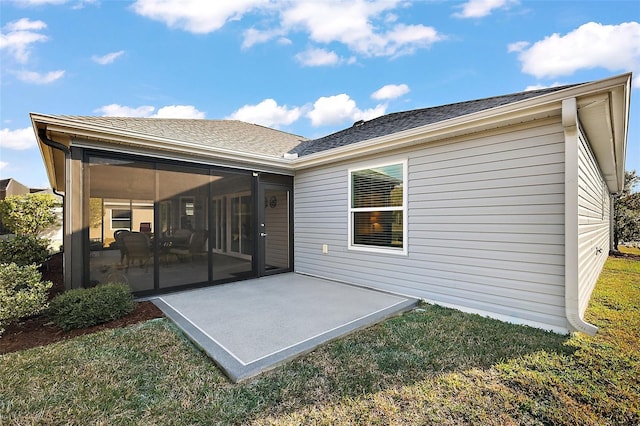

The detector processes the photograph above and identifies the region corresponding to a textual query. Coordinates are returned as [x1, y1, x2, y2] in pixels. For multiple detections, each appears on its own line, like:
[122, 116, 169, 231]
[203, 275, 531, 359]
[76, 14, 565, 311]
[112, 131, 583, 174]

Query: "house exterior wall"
[576, 126, 609, 317]
[3, 179, 30, 198]
[89, 202, 154, 247]
[295, 119, 570, 332]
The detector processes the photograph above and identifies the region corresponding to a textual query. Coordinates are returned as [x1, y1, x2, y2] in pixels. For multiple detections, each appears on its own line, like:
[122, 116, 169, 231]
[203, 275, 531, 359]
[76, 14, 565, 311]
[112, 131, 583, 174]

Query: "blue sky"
[1, 0, 639, 189]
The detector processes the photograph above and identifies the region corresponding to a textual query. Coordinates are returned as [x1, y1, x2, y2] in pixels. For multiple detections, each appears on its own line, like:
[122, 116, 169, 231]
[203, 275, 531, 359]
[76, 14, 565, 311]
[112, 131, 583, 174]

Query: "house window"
[349, 161, 406, 254]
[111, 209, 131, 230]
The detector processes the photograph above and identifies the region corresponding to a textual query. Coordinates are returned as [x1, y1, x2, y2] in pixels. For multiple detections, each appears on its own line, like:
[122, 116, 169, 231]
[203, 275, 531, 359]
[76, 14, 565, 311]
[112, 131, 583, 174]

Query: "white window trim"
[110, 208, 132, 231]
[347, 159, 408, 255]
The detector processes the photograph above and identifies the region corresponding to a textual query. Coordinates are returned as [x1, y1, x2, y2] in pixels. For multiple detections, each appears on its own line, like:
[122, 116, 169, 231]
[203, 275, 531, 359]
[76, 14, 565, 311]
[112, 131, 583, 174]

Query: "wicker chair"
[121, 232, 152, 272]
[170, 230, 208, 262]
[113, 229, 132, 264]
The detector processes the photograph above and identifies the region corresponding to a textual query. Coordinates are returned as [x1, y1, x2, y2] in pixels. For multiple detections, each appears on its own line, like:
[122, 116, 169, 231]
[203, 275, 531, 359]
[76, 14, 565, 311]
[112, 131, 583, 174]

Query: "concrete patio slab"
[151, 273, 417, 382]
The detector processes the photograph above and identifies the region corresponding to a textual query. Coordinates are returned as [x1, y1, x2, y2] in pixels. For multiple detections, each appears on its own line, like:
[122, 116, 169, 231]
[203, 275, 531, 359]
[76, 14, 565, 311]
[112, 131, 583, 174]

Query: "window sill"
[348, 244, 407, 256]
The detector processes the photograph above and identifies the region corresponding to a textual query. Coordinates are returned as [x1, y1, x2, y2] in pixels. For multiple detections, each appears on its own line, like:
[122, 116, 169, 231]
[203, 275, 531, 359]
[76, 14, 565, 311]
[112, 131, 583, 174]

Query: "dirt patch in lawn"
[0, 252, 164, 355]
[609, 249, 640, 261]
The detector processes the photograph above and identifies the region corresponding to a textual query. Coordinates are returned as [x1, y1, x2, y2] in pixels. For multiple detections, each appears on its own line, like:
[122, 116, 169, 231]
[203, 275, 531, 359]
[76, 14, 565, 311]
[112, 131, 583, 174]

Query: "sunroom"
[32, 116, 301, 295]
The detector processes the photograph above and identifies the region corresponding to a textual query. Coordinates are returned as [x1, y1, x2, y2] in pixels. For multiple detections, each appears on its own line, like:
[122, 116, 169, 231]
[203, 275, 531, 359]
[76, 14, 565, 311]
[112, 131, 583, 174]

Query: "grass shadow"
[239, 303, 574, 420]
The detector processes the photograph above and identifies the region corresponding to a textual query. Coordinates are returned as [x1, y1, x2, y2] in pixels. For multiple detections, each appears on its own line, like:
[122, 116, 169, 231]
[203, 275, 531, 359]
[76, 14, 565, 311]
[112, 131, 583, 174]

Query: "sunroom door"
[259, 184, 292, 276]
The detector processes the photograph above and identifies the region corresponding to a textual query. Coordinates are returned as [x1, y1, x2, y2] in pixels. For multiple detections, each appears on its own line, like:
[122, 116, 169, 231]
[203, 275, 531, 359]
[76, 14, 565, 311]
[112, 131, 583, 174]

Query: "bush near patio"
[0, 235, 51, 267]
[0, 263, 52, 337]
[48, 283, 135, 331]
[0, 193, 59, 238]
[1, 256, 638, 425]
[0, 193, 59, 337]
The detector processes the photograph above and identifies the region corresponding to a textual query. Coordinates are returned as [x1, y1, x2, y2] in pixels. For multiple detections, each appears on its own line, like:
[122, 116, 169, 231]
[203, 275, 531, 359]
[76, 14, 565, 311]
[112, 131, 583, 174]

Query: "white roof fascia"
[291, 73, 632, 170]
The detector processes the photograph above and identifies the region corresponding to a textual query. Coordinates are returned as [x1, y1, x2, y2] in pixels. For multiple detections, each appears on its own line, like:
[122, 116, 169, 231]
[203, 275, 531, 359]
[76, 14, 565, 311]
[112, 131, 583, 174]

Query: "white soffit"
[576, 75, 630, 193]
[577, 94, 617, 191]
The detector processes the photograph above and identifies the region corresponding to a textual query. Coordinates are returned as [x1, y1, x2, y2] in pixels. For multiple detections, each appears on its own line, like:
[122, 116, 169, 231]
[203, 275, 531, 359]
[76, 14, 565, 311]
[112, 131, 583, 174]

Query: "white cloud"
[453, 0, 519, 19]
[95, 104, 205, 119]
[14, 0, 69, 5]
[16, 70, 65, 84]
[131, 0, 267, 34]
[0, 127, 36, 150]
[0, 18, 49, 63]
[92, 50, 125, 65]
[371, 83, 409, 100]
[281, 1, 444, 58]
[242, 27, 285, 49]
[0, 161, 7, 171]
[12, 0, 98, 8]
[228, 92, 390, 128]
[306, 94, 386, 127]
[4, 18, 47, 32]
[507, 40, 529, 53]
[227, 99, 302, 128]
[383, 24, 441, 56]
[524, 82, 563, 91]
[295, 48, 340, 67]
[95, 104, 155, 117]
[354, 104, 386, 122]
[132, 1, 445, 60]
[153, 105, 206, 119]
[512, 22, 640, 87]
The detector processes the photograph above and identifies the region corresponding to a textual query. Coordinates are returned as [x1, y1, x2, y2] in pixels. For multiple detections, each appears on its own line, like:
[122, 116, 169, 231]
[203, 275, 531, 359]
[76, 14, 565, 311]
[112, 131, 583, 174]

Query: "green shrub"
[48, 283, 135, 331]
[0, 192, 59, 237]
[0, 263, 53, 336]
[0, 235, 50, 266]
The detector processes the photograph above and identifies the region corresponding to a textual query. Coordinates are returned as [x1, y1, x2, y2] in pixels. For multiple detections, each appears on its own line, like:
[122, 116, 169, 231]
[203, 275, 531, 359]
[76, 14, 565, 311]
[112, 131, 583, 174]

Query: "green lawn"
[1, 257, 639, 425]
[619, 245, 640, 256]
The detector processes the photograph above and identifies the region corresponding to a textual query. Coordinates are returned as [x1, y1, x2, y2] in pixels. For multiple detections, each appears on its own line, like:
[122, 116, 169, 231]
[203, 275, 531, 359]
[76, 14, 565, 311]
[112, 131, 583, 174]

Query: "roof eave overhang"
[291, 73, 632, 175]
[30, 113, 296, 173]
[292, 102, 562, 170]
[575, 74, 631, 193]
[31, 115, 67, 191]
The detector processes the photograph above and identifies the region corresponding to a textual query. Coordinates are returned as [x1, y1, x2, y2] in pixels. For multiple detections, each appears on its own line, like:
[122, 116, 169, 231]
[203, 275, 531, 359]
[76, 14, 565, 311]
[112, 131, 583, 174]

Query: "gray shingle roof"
[290, 84, 579, 157]
[38, 84, 581, 161]
[46, 116, 307, 158]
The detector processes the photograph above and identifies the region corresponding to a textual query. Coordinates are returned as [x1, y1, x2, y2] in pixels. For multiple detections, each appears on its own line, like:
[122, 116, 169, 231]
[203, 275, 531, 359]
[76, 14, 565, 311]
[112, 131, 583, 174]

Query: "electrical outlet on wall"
[322, 244, 328, 254]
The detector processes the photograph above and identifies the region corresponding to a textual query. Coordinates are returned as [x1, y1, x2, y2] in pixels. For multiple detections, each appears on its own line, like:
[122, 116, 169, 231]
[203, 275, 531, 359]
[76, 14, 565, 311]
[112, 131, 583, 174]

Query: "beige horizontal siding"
[576, 128, 609, 316]
[294, 121, 568, 332]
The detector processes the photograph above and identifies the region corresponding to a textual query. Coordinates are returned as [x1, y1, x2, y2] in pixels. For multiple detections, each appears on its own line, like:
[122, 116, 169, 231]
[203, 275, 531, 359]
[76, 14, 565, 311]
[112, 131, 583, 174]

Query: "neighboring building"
[0, 178, 31, 200]
[31, 73, 631, 335]
[0, 178, 63, 249]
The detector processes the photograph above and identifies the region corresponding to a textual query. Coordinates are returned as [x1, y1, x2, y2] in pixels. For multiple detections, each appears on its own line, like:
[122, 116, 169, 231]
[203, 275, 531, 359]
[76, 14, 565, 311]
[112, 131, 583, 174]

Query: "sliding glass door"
[84, 151, 292, 294]
[156, 164, 211, 289]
